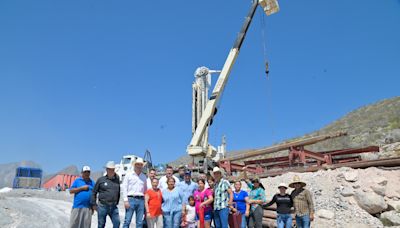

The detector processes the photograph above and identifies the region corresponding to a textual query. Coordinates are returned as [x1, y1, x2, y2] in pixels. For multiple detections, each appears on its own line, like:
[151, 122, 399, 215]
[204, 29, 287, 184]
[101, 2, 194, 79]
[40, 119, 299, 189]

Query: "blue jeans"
[214, 207, 229, 228]
[123, 197, 145, 228]
[277, 213, 292, 228]
[295, 215, 310, 228]
[240, 212, 247, 228]
[163, 210, 181, 228]
[97, 204, 120, 228]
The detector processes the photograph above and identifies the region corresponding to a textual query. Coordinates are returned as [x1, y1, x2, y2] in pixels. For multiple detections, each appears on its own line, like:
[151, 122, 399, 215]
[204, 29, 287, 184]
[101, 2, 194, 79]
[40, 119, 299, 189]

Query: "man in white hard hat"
[212, 166, 233, 228]
[121, 157, 147, 228]
[91, 161, 121, 228]
[69, 165, 95, 228]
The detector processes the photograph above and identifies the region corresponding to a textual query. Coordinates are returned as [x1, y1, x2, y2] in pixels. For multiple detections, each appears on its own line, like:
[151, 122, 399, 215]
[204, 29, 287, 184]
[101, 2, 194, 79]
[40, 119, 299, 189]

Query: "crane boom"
[187, 0, 279, 170]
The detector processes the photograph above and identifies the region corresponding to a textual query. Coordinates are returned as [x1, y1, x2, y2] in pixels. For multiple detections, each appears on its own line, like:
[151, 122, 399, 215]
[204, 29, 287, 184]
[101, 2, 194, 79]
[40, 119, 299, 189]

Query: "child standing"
[183, 196, 197, 228]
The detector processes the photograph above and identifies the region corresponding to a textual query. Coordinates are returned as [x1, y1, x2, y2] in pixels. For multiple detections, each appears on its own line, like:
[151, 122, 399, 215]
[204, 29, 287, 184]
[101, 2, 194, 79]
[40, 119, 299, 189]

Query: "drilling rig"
[187, 0, 280, 172]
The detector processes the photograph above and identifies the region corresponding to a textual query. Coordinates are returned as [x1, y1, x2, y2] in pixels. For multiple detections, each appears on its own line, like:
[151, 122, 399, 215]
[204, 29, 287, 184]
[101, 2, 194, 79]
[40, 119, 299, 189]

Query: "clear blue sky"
[1, 0, 399, 173]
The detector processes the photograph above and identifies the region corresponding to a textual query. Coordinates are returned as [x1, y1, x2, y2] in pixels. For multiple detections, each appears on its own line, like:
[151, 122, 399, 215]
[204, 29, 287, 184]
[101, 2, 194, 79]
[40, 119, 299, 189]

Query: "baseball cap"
[184, 170, 191, 176]
[82, 166, 91, 172]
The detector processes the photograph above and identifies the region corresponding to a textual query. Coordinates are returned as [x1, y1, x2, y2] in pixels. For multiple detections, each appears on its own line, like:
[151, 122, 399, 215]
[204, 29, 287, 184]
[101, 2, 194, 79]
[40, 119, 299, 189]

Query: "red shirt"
[146, 189, 163, 216]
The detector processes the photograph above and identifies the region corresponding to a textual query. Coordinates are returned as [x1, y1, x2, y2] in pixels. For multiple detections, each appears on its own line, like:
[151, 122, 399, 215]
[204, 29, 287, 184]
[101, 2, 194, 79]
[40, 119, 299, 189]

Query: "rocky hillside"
[170, 96, 400, 166]
[0, 161, 41, 188]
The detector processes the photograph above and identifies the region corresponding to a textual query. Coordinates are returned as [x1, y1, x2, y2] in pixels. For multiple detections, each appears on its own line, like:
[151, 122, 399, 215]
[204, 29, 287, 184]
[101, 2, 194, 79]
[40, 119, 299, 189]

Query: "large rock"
[371, 185, 386, 196]
[344, 171, 358, 182]
[373, 176, 388, 186]
[386, 180, 400, 199]
[346, 222, 371, 228]
[354, 191, 388, 214]
[380, 211, 400, 226]
[316, 209, 335, 220]
[388, 200, 400, 213]
[341, 186, 354, 197]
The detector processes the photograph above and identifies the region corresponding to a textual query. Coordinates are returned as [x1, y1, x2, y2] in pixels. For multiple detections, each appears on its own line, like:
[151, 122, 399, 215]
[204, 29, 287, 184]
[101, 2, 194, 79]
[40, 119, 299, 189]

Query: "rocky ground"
[260, 166, 400, 227]
[0, 189, 135, 228]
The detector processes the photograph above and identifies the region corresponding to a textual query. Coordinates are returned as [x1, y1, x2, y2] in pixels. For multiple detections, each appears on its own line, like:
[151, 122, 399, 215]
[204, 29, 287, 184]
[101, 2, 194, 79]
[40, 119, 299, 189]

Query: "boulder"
[346, 222, 372, 228]
[380, 211, 400, 226]
[373, 176, 388, 186]
[341, 187, 354, 197]
[388, 200, 400, 213]
[386, 181, 400, 199]
[371, 185, 386, 196]
[344, 171, 358, 182]
[316, 209, 335, 220]
[354, 191, 387, 214]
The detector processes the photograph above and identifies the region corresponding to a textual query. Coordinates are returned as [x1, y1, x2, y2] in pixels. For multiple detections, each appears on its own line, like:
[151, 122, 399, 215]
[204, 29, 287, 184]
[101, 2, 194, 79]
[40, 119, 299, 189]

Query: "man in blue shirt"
[178, 170, 198, 205]
[69, 165, 95, 228]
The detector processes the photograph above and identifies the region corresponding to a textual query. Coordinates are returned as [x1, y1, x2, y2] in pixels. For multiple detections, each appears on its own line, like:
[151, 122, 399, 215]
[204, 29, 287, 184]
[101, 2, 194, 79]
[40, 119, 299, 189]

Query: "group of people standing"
[68, 160, 314, 228]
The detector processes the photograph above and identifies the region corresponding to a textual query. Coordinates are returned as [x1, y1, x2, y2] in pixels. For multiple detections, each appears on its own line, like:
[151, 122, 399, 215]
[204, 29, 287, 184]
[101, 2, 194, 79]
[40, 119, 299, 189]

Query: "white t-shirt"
[159, 175, 179, 191]
[186, 205, 196, 223]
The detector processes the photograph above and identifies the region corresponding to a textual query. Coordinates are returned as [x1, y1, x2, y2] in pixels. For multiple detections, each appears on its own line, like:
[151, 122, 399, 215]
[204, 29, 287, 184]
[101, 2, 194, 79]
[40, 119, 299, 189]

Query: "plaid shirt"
[213, 179, 230, 210]
[291, 188, 315, 216]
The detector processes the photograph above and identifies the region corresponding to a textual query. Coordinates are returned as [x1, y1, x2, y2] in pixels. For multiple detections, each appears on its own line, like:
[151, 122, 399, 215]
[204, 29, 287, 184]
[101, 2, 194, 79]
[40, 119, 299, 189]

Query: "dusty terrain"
[0, 189, 135, 228]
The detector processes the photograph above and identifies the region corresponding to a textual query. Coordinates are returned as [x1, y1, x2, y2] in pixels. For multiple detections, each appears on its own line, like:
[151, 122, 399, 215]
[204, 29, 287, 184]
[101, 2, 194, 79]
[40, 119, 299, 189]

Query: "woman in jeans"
[161, 177, 184, 228]
[263, 183, 293, 228]
[232, 181, 249, 228]
[245, 177, 266, 228]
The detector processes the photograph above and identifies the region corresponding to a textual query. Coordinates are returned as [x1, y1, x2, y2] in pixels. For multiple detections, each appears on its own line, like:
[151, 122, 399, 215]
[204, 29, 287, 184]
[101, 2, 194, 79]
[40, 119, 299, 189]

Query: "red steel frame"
[220, 146, 379, 176]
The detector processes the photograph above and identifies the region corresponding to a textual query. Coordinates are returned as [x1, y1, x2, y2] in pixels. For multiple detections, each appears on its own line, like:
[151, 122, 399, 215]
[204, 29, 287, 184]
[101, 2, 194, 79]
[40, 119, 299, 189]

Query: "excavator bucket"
[259, 0, 280, 16]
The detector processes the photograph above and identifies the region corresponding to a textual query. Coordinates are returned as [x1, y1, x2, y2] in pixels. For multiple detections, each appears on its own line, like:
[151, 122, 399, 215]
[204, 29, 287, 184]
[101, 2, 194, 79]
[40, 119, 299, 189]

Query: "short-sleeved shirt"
[71, 177, 95, 208]
[194, 188, 213, 214]
[247, 183, 266, 211]
[233, 190, 248, 214]
[162, 187, 184, 212]
[146, 189, 163, 216]
[186, 205, 196, 223]
[213, 179, 231, 210]
[177, 181, 198, 204]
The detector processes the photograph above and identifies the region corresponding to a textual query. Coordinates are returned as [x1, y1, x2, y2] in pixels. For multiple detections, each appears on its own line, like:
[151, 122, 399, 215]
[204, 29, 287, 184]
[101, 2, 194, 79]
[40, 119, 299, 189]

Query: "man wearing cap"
[212, 167, 233, 228]
[177, 170, 198, 206]
[263, 183, 293, 228]
[69, 166, 95, 228]
[289, 175, 314, 228]
[91, 161, 121, 228]
[121, 157, 148, 228]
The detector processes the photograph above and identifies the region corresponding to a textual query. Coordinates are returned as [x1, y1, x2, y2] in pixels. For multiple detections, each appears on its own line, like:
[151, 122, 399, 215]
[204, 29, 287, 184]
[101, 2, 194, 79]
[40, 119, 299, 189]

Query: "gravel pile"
[260, 167, 400, 227]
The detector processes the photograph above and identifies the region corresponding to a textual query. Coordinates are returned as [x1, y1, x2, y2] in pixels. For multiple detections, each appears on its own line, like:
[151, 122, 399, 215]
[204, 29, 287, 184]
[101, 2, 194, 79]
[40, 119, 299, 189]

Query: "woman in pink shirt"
[194, 179, 214, 228]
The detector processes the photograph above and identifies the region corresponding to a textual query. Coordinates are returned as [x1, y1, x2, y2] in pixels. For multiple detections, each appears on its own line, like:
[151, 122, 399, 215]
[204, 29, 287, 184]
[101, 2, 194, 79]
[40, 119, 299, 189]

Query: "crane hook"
[265, 61, 269, 77]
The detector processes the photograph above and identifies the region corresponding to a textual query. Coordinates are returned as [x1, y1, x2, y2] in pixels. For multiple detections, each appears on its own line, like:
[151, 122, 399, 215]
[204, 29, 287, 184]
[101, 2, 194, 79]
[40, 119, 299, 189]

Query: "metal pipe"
[224, 132, 347, 162]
